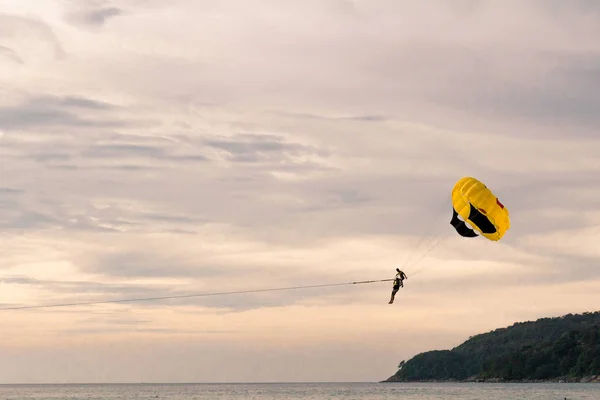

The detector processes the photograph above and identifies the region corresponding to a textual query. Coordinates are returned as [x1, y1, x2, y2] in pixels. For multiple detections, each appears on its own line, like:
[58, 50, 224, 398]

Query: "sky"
[1, 0, 600, 384]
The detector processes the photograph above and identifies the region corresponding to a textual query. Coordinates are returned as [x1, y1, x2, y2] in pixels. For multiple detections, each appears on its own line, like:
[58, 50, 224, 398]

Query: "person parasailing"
[388, 268, 407, 304]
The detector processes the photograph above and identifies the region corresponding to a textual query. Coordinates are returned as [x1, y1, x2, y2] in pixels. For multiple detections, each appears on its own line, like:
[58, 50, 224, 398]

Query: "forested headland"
[384, 311, 600, 383]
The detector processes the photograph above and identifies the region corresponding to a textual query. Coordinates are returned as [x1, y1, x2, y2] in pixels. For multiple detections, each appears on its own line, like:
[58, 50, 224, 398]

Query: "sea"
[0, 382, 599, 400]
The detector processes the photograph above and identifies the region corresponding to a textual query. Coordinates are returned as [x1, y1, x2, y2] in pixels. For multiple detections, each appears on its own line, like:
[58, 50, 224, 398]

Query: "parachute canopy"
[450, 177, 510, 241]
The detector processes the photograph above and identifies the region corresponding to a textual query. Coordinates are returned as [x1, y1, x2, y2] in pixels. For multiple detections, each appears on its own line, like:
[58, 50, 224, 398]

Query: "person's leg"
[389, 287, 398, 304]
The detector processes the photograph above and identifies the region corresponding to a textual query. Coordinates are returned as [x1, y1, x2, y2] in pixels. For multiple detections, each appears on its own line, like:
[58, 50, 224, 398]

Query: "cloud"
[0, 95, 125, 131]
[200, 133, 333, 178]
[76, 7, 123, 27]
[40, 95, 115, 110]
[82, 143, 208, 163]
[0, 106, 111, 130]
[0, 274, 178, 308]
[416, 49, 600, 135]
[0, 45, 23, 64]
[0, 13, 65, 62]
[0, 252, 360, 313]
[203, 134, 328, 162]
[0, 210, 59, 232]
[81, 250, 219, 279]
[0, 187, 24, 195]
[57, 327, 232, 335]
[1, 0, 600, 384]
[63, 0, 124, 28]
[45, 0, 598, 139]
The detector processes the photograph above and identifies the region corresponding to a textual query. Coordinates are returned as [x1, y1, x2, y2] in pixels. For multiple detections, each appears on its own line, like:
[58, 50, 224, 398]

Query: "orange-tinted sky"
[1, 0, 600, 383]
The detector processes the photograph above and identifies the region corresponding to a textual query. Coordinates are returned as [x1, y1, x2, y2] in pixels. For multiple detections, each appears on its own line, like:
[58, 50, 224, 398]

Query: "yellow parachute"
[450, 177, 510, 241]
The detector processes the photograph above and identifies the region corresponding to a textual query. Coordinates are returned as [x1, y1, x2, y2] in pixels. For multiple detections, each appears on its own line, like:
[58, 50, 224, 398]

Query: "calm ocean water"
[0, 382, 599, 400]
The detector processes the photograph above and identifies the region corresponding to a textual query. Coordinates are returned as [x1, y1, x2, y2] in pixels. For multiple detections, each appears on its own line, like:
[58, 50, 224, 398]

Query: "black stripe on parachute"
[467, 204, 497, 234]
[450, 208, 478, 237]
[450, 205, 498, 237]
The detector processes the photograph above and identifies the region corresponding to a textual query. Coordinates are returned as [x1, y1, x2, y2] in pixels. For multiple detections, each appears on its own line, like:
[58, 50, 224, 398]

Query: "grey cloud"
[328, 189, 371, 205]
[142, 212, 206, 224]
[47, 164, 161, 171]
[0, 171, 215, 236]
[1, 275, 132, 293]
[0, 13, 65, 60]
[0, 45, 22, 64]
[536, 253, 600, 284]
[22, 1, 596, 142]
[1, 276, 39, 285]
[0, 275, 176, 307]
[6, 128, 207, 176]
[63, 0, 124, 28]
[200, 134, 332, 176]
[0, 187, 29, 238]
[352, 44, 600, 138]
[82, 251, 240, 279]
[47, 164, 80, 171]
[2, 206, 200, 237]
[501, 171, 600, 214]
[166, 229, 197, 235]
[203, 134, 329, 161]
[535, 0, 600, 16]
[122, 4, 600, 139]
[451, 51, 600, 129]
[90, 164, 160, 170]
[173, 154, 209, 161]
[33, 153, 72, 163]
[1, 204, 110, 236]
[1, 202, 133, 234]
[341, 115, 388, 122]
[509, 210, 594, 238]
[30, 95, 115, 110]
[0, 107, 91, 130]
[0, 95, 125, 130]
[82, 7, 123, 26]
[82, 143, 208, 163]
[98, 165, 156, 172]
[0, 210, 58, 232]
[0, 187, 24, 195]
[274, 111, 389, 123]
[84, 144, 166, 158]
[56, 328, 232, 335]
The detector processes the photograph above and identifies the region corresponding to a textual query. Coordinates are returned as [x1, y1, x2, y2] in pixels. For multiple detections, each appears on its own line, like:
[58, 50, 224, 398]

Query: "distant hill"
[384, 311, 600, 383]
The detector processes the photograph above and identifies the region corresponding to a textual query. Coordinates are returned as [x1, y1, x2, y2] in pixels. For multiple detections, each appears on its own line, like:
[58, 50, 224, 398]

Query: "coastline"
[381, 375, 600, 384]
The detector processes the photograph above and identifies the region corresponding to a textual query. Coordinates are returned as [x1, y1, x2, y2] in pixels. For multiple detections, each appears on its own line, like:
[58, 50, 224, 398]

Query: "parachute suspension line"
[406, 229, 454, 278]
[399, 198, 447, 270]
[406, 199, 447, 267]
[399, 193, 452, 272]
[0, 278, 395, 312]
